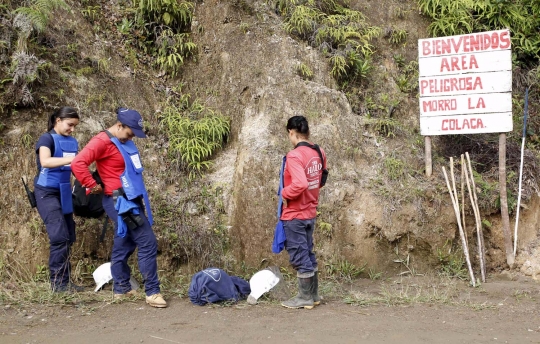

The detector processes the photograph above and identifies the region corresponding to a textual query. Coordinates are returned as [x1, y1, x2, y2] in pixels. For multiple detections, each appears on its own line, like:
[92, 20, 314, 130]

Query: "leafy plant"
[81, 5, 100, 22]
[297, 62, 314, 80]
[14, 0, 68, 35]
[154, 30, 196, 77]
[318, 221, 332, 238]
[239, 22, 249, 34]
[383, 157, 405, 180]
[160, 96, 230, 179]
[137, 0, 193, 30]
[389, 29, 408, 45]
[436, 241, 468, 280]
[278, 0, 380, 84]
[325, 258, 365, 280]
[117, 18, 133, 35]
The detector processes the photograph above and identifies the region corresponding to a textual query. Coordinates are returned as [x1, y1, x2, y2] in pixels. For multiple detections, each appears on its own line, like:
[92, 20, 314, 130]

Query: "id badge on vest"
[130, 153, 143, 171]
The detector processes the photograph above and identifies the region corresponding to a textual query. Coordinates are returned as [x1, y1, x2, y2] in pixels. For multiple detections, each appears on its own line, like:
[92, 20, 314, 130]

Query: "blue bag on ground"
[188, 268, 250, 306]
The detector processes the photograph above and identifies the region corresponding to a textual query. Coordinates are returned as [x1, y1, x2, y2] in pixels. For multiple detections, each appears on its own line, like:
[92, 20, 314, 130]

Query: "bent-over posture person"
[71, 108, 166, 308]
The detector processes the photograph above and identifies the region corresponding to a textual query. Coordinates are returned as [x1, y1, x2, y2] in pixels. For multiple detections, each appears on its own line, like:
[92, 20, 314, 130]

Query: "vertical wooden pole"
[442, 166, 475, 287]
[425, 136, 432, 177]
[461, 155, 468, 248]
[465, 152, 486, 283]
[499, 133, 515, 267]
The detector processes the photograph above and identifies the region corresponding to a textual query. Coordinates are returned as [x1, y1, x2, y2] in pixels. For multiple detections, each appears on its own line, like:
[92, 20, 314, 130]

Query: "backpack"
[72, 170, 105, 218]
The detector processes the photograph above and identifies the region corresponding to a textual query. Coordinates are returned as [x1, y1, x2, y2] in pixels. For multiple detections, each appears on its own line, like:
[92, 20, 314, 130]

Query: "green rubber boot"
[281, 277, 314, 309]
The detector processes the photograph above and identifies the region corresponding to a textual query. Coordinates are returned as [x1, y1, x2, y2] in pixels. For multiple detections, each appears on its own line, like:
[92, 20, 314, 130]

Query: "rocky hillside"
[1, 0, 539, 284]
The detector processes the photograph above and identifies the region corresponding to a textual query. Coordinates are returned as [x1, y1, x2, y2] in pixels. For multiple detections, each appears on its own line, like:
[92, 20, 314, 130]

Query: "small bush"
[160, 95, 230, 179]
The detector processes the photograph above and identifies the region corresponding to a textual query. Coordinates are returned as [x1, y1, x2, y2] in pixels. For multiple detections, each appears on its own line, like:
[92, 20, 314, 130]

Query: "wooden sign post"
[418, 29, 515, 267]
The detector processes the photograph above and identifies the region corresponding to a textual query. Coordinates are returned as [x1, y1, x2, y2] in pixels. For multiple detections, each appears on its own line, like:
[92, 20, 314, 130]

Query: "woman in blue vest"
[34, 107, 83, 293]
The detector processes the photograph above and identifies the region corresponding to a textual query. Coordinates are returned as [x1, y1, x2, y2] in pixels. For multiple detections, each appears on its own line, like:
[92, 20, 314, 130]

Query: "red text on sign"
[468, 97, 485, 109]
[422, 99, 457, 112]
[420, 76, 483, 95]
[440, 55, 479, 72]
[441, 118, 485, 131]
[422, 31, 510, 57]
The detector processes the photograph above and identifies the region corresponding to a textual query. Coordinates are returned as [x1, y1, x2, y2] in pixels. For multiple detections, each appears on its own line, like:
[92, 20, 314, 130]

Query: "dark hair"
[47, 107, 79, 131]
[286, 115, 309, 138]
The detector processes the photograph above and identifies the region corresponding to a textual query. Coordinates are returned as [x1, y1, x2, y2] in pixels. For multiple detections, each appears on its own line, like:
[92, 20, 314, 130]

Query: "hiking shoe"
[53, 283, 85, 293]
[113, 290, 138, 300]
[146, 293, 167, 308]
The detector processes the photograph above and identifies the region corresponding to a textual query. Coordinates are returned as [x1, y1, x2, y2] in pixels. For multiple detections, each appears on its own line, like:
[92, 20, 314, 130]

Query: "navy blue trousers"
[102, 195, 160, 296]
[283, 218, 317, 277]
[34, 185, 76, 289]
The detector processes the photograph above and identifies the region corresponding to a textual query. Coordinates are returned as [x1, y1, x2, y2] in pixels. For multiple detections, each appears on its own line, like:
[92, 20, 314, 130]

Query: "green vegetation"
[133, 0, 197, 76]
[159, 93, 230, 179]
[417, 0, 540, 60]
[277, 0, 380, 84]
[14, 0, 68, 36]
[297, 62, 314, 80]
[325, 257, 366, 280]
[436, 241, 468, 280]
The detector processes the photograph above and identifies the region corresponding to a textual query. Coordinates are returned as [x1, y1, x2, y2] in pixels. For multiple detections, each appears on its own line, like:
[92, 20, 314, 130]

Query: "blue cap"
[117, 108, 146, 138]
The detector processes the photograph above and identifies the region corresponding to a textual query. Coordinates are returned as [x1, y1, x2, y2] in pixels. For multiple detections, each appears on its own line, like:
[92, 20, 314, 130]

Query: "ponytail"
[47, 107, 79, 131]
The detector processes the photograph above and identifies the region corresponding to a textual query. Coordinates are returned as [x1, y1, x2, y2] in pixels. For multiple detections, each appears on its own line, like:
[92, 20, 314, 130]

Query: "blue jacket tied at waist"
[114, 196, 141, 238]
[110, 137, 153, 225]
[272, 156, 286, 254]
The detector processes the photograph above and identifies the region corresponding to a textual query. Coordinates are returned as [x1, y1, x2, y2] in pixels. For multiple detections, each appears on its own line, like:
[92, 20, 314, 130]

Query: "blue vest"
[110, 137, 154, 225]
[37, 134, 78, 187]
[37, 134, 78, 214]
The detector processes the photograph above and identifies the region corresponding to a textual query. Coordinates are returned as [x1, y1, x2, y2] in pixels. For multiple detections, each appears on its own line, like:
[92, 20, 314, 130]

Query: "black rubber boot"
[281, 277, 314, 309]
[312, 271, 322, 306]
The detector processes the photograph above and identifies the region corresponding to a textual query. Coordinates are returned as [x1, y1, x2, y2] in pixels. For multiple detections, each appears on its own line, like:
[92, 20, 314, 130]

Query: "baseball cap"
[117, 108, 147, 138]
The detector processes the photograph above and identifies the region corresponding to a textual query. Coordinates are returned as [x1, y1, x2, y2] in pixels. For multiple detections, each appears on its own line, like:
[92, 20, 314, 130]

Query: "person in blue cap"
[34, 106, 83, 293]
[72, 108, 166, 308]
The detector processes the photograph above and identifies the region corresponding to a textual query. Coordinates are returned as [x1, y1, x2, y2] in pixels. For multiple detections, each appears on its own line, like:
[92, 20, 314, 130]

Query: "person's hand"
[90, 184, 103, 194]
[282, 197, 288, 208]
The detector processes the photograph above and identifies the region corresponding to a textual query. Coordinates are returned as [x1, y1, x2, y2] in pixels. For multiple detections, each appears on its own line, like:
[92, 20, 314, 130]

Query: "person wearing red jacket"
[71, 108, 166, 308]
[280, 115, 327, 309]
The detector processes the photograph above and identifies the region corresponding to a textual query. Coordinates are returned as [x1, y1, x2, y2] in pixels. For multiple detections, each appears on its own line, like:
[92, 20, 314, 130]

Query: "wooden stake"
[498, 134, 515, 267]
[442, 166, 476, 287]
[464, 152, 486, 283]
[461, 155, 468, 248]
[425, 136, 432, 177]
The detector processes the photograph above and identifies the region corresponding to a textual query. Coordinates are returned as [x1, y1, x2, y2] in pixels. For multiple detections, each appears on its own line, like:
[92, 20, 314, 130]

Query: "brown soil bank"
[0, 0, 539, 282]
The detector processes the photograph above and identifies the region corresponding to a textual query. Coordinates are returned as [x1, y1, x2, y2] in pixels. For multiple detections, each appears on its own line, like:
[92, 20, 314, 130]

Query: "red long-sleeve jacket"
[280, 144, 327, 220]
[71, 132, 125, 196]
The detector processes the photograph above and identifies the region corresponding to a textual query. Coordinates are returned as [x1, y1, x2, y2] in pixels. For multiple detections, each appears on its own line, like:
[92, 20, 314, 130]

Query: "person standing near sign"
[34, 107, 83, 293]
[71, 108, 166, 308]
[280, 115, 328, 309]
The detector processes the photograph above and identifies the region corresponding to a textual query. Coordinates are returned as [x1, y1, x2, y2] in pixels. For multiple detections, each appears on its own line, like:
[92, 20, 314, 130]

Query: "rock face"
[1, 0, 539, 279]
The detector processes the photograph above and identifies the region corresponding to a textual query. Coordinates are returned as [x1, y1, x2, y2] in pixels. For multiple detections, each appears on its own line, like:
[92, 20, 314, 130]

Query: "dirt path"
[1, 275, 540, 344]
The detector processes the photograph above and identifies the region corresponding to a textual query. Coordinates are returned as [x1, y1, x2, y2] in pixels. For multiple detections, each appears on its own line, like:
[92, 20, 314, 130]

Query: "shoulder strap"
[103, 130, 114, 139]
[296, 141, 325, 166]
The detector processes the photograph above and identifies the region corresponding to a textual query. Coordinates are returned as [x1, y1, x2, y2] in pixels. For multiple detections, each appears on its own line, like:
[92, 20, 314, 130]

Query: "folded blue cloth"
[188, 268, 250, 306]
[114, 196, 140, 238]
[272, 156, 286, 254]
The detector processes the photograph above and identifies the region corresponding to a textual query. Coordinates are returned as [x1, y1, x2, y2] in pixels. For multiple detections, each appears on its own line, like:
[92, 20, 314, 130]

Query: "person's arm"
[38, 146, 75, 168]
[71, 136, 106, 192]
[281, 155, 308, 201]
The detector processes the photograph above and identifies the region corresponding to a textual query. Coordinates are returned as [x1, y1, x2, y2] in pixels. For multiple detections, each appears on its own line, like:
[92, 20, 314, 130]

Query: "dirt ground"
[1, 273, 540, 344]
